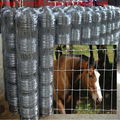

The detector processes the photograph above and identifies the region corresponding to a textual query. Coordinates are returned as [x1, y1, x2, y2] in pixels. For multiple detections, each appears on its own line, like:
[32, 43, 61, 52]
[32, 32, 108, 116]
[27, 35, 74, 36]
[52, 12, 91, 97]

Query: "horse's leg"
[56, 99, 66, 114]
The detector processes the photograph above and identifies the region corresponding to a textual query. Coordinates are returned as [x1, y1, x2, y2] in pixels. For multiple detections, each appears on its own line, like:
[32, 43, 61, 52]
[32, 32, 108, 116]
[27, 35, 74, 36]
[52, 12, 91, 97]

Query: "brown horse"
[54, 55, 102, 114]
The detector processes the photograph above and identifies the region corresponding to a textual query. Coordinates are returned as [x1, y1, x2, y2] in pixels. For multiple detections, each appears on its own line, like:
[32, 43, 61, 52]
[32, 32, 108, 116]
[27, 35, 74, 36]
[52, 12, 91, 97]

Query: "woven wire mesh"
[53, 45, 117, 114]
[15, 8, 39, 119]
[1, 7, 18, 113]
[38, 7, 55, 117]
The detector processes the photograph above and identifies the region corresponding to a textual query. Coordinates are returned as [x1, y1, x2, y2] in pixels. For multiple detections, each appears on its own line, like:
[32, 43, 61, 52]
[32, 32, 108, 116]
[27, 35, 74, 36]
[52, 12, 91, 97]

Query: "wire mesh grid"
[53, 45, 117, 114]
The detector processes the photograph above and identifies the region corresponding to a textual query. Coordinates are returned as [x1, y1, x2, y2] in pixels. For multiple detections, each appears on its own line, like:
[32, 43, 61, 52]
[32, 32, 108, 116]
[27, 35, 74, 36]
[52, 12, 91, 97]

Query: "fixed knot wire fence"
[54, 45, 117, 114]
[0, 5, 119, 120]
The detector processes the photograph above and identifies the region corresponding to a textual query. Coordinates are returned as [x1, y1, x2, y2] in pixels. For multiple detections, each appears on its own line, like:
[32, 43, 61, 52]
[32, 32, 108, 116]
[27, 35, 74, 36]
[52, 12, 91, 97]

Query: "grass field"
[54, 45, 114, 63]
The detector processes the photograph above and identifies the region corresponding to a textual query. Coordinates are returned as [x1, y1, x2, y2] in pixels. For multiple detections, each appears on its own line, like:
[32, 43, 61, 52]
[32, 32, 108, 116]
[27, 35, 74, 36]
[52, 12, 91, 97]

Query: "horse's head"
[75, 60, 102, 103]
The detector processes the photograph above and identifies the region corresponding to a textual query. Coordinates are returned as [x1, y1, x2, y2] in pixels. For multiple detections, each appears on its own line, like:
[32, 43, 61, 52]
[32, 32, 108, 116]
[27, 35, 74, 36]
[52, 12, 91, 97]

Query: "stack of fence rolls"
[15, 8, 39, 120]
[1, 6, 120, 119]
[38, 7, 55, 116]
[1, 7, 18, 113]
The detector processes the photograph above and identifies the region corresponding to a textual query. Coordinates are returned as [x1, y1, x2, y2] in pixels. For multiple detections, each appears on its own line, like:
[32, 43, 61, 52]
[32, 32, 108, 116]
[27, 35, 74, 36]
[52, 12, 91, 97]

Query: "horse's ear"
[89, 67, 94, 76]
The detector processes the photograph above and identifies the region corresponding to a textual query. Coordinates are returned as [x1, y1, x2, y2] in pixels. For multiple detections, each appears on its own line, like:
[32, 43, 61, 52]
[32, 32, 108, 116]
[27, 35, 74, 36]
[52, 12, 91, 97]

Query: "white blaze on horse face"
[94, 69, 102, 102]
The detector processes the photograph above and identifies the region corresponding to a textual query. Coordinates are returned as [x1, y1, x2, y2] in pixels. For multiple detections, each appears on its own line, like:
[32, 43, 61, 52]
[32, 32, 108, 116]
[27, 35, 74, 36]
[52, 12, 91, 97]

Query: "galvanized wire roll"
[107, 10, 113, 34]
[39, 50, 54, 69]
[100, 10, 108, 44]
[39, 96, 53, 115]
[6, 52, 16, 68]
[39, 68, 53, 85]
[39, 34, 54, 49]
[99, 37, 106, 45]
[19, 92, 38, 108]
[3, 8, 15, 33]
[113, 32, 120, 44]
[82, 11, 92, 24]
[38, 7, 55, 50]
[115, 9, 120, 30]
[81, 11, 92, 44]
[56, 9, 71, 45]
[81, 26, 91, 44]
[18, 75, 38, 93]
[111, 10, 116, 32]
[17, 58, 38, 76]
[6, 33, 15, 50]
[7, 83, 18, 113]
[17, 37, 38, 55]
[7, 83, 17, 100]
[16, 8, 38, 55]
[91, 11, 101, 44]
[70, 10, 82, 44]
[1, 7, 17, 104]
[39, 7, 55, 29]
[19, 105, 39, 119]
[6, 68, 17, 84]
[8, 97, 18, 108]
[39, 83, 53, 98]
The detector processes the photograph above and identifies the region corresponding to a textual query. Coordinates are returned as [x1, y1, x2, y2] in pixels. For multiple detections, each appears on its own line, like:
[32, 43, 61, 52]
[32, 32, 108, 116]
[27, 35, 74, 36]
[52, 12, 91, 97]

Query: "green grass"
[54, 45, 114, 63]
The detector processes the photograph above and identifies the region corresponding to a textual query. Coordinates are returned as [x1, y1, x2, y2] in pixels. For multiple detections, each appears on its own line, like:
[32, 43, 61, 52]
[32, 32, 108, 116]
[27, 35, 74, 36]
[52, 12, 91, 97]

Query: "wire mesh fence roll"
[70, 10, 82, 44]
[39, 68, 53, 85]
[39, 96, 53, 116]
[91, 11, 101, 44]
[18, 92, 38, 108]
[18, 75, 38, 94]
[5, 52, 16, 68]
[39, 83, 53, 98]
[7, 83, 18, 113]
[113, 8, 120, 45]
[106, 10, 113, 43]
[15, 8, 39, 120]
[100, 10, 107, 44]
[19, 105, 39, 119]
[17, 57, 38, 76]
[15, 8, 38, 55]
[1, 7, 18, 113]
[39, 50, 54, 69]
[6, 68, 17, 84]
[81, 11, 92, 44]
[55, 8, 71, 45]
[38, 7, 55, 49]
